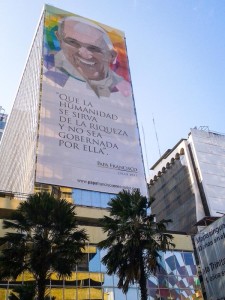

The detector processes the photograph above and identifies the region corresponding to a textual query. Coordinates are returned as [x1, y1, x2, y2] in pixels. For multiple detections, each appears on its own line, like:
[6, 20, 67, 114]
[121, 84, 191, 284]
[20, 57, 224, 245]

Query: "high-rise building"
[0, 107, 7, 142]
[0, 5, 203, 299]
[149, 127, 225, 235]
[0, 4, 147, 197]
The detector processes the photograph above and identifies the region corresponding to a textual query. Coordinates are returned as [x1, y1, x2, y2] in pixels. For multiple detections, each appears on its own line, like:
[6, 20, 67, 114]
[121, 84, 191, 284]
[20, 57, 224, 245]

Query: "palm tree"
[0, 192, 88, 300]
[9, 284, 35, 300]
[9, 283, 56, 300]
[98, 189, 174, 300]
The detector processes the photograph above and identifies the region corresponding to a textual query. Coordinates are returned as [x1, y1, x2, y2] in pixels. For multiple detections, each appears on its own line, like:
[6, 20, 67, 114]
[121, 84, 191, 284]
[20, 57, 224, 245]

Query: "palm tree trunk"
[37, 276, 46, 300]
[139, 252, 148, 300]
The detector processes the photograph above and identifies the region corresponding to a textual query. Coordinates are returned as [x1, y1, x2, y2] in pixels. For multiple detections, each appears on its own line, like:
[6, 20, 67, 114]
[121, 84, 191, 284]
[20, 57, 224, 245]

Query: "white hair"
[57, 16, 114, 51]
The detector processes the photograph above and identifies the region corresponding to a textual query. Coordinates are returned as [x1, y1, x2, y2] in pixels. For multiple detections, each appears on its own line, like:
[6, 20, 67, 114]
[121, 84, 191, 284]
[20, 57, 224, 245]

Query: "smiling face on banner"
[56, 18, 117, 81]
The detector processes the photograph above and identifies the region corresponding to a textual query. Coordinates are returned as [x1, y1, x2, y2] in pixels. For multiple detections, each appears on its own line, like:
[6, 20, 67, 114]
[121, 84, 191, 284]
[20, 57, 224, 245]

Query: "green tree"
[8, 283, 56, 300]
[98, 189, 174, 300]
[9, 284, 35, 300]
[0, 192, 88, 300]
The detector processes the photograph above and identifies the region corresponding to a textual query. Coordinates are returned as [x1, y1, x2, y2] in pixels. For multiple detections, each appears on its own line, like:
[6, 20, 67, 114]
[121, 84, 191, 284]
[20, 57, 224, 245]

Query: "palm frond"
[98, 190, 174, 300]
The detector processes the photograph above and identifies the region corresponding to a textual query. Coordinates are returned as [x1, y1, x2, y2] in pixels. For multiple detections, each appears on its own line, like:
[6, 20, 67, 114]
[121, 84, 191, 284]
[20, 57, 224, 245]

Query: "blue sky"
[1, 0, 225, 176]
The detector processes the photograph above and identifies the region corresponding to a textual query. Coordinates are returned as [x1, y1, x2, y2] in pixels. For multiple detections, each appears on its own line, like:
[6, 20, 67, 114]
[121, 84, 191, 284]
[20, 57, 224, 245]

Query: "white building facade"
[149, 128, 225, 234]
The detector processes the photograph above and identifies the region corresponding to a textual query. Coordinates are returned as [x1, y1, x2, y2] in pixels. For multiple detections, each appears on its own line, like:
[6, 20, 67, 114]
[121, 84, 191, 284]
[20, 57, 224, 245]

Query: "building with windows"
[0, 201, 202, 300]
[0, 107, 7, 142]
[0, 5, 203, 299]
[149, 127, 225, 235]
[0, 4, 147, 199]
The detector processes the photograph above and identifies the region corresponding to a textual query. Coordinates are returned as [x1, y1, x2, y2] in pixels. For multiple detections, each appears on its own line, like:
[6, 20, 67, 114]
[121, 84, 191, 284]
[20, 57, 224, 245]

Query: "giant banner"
[36, 5, 147, 194]
[194, 216, 225, 300]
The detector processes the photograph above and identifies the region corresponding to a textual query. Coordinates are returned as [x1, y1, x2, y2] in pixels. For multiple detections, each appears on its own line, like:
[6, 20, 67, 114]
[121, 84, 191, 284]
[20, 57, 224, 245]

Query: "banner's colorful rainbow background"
[44, 6, 131, 82]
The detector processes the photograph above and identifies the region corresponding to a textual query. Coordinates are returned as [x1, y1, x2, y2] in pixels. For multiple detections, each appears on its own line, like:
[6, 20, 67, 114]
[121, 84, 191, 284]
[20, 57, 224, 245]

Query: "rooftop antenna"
[142, 125, 150, 178]
[152, 116, 162, 158]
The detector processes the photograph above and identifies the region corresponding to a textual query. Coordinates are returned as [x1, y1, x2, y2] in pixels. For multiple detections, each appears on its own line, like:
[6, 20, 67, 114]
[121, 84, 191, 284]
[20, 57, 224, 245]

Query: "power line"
[142, 125, 150, 178]
[152, 116, 161, 158]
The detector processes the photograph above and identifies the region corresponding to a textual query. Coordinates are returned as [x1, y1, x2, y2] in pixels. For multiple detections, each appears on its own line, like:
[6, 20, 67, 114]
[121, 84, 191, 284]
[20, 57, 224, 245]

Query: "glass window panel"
[72, 189, 82, 205]
[92, 191, 101, 207]
[113, 275, 136, 288]
[50, 287, 64, 299]
[64, 287, 76, 299]
[164, 252, 176, 275]
[89, 248, 101, 272]
[76, 287, 90, 299]
[108, 193, 115, 200]
[169, 288, 182, 300]
[174, 252, 187, 276]
[0, 121, 6, 129]
[183, 252, 194, 266]
[89, 273, 104, 287]
[113, 275, 119, 287]
[90, 287, 103, 299]
[78, 277, 90, 287]
[157, 263, 168, 275]
[147, 276, 158, 289]
[82, 190, 92, 206]
[102, 274, 113, 287]
[176, 276, 189, 289]
[158, 274, 168, 288]
[101, 193, 112, 208]
[188, 276, 201, 289]
[157, 251, 167, 275]
[129, 281, 137, 288]
[181, 251, 197, 277]
[180, 289, 191, 300]
[185, 265, 194, 276]
[114, 288, 127, 300]
[147, 288, 158, 300]
[176, 265, 188, 276]
[182, 288, 194, 298]
[72, 189, 116, 208]
[159, 288, 171, 299]
[167, 275, 179, 289]
[100, 249, 107, 272]
[187, 276, 195, 288]
[126, 287, 138, 300]
[100, 194, 109, 208]
[190, 264, 197, 276]
[103, 288, 114, 300]
[77, 254, 89, 271]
